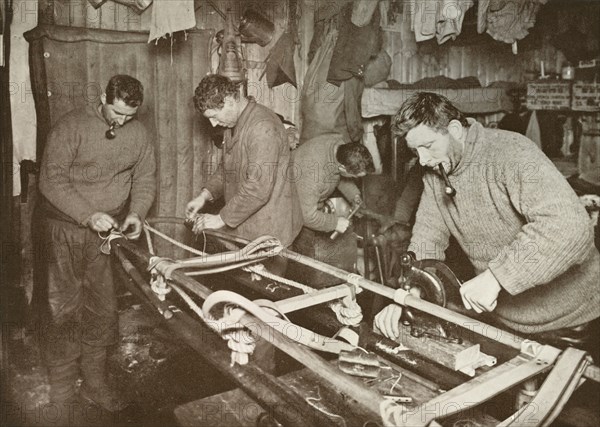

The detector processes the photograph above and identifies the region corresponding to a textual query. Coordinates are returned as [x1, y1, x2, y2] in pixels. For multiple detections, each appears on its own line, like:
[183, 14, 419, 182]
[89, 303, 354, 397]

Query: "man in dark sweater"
[38, 75, 156, 413]
[375, 93, 599, 356]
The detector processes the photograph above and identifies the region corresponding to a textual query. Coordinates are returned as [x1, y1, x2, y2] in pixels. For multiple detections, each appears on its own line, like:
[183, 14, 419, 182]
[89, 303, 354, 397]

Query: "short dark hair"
[336, 142, 375, 175]
[391, 92, 468, 137]
[194, 74, 240, 113]
[105, 75, 143, 107]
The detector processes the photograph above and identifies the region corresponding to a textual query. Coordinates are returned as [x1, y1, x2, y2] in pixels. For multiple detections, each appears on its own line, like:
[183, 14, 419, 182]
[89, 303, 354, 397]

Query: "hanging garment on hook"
[148, 0, 196, 44]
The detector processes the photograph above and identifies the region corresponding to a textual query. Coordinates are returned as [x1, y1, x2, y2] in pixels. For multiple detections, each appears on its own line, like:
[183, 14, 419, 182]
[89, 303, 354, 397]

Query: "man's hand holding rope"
[120, 212, 144, 239]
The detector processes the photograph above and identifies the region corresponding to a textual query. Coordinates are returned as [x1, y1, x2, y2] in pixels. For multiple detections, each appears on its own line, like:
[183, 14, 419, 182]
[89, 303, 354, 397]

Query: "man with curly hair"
[187, 74, 304, 372]
[187, 74, 303, 258]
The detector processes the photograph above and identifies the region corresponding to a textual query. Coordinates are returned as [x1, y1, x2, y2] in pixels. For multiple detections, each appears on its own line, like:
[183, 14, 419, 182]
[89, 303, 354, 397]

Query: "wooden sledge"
[109, 218, 599, 427]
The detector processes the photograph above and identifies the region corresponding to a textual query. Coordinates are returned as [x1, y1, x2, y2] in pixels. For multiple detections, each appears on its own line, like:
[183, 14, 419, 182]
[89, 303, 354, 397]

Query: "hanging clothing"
[265, 32, 297, 88]
[478, 0, 548, 45]
[327, 2, 381, 86]
[436, 0, 474, 44]
[301, 29, 363, 144]
[409, 0, 474, 44]
[148, 0, 196, 43]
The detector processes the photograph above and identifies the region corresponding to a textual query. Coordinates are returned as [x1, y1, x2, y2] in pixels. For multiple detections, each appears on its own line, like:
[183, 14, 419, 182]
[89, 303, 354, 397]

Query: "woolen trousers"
[40, 218, 118, 367]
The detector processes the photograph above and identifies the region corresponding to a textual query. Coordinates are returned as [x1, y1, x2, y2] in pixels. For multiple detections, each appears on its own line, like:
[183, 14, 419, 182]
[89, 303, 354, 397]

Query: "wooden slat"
[154, 39, 177, 257]
[27, 38, 52, 159]
[175, 38, 195, 253]
[140, 2, 152, 31]
[84, 34, 102, 107]
[24, 24, 149, 43]
[125, 3, 143, 31]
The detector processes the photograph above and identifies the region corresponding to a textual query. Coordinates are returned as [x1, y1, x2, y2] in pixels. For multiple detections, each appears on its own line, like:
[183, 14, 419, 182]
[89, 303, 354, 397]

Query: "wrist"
[484, 269, 502, 292]
[83, 213, 94, 226]
[200, 188, 213, 202]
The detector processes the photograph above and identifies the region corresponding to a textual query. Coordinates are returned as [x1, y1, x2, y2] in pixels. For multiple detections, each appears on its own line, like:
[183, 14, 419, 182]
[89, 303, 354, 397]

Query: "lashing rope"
[329, 295, 363, 326]
[203, 290, 356, 357]
[99, 229, 127, 255]
[143, 222, 363, 324]
[168, 283, 256, 366]
[142, 222, 364, 340]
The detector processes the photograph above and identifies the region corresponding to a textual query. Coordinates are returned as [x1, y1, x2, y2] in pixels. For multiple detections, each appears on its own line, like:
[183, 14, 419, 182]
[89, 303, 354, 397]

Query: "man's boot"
[79, 345, 125, 412]
[46, 361, 79, 426]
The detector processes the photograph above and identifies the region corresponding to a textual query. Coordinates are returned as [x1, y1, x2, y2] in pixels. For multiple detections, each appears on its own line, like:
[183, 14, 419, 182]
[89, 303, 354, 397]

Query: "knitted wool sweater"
[39, 105, 156, 225]
[410, 120, 600, 333]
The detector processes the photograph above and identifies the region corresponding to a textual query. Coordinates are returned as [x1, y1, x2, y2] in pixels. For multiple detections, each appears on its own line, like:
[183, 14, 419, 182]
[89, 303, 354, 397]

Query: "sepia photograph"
[1, 0, 599, 426]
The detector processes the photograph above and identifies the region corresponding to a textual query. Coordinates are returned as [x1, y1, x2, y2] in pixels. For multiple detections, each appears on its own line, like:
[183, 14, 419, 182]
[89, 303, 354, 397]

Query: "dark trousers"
[40, 218, 118, 367]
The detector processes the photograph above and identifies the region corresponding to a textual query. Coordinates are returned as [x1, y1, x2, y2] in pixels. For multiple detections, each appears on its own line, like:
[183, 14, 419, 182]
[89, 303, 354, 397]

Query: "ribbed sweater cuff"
[488, 253, 527, 295]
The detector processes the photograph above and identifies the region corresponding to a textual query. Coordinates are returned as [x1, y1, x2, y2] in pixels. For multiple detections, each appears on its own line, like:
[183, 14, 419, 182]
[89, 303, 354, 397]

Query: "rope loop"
[98, 229, 126, 255]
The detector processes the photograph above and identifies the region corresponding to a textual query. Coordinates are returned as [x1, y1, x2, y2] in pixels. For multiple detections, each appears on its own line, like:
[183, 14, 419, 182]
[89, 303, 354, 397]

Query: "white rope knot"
[150, 272, 171, 301]
[242, 262, 267, 281]
[330, 295, 363, 326]
[99, 230, 126, 255]
[345, 273, 364, 288]
[219, 305, 257, 366]
[148, 256, 172, 301]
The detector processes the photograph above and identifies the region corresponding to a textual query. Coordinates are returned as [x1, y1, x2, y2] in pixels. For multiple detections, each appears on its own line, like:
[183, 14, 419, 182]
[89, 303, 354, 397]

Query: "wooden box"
[572, 82, 600, 112]
[526, 81, 571, 110]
